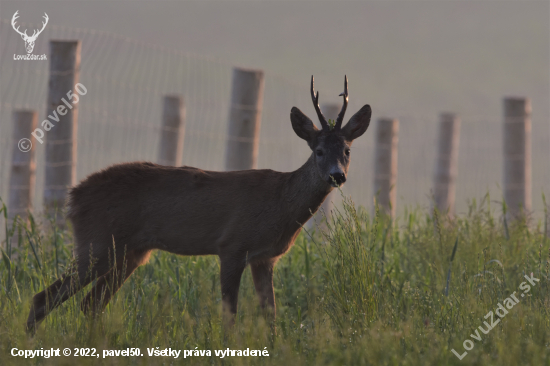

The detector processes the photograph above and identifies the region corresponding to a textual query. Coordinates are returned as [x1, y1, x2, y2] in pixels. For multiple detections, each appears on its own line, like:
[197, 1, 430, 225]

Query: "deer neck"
[284, 154, 333, 224]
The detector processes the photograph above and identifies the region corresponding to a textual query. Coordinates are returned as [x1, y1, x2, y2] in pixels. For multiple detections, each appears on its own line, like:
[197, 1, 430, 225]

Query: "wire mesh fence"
[1, 18, 548, 230]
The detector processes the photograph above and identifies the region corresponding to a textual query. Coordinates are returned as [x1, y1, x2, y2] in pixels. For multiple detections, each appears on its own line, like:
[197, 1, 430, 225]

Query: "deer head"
[290, 76, 371, 187]
[12, 11, 49, 54]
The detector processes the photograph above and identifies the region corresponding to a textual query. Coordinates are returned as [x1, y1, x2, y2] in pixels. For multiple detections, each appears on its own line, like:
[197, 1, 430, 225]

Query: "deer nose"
[329, 173, 346, 186]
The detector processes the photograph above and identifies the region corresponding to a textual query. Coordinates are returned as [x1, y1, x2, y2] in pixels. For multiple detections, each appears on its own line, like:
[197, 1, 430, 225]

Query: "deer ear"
[291, 107, 319, 142]
[341, 104, 371, 141]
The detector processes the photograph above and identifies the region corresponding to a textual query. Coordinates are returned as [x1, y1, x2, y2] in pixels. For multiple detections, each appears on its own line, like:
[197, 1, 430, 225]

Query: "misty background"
[0, 0, 548, 217]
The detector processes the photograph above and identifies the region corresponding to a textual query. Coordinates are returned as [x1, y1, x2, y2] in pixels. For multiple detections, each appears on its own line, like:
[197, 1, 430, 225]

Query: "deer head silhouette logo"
[11, 11, 49, 54]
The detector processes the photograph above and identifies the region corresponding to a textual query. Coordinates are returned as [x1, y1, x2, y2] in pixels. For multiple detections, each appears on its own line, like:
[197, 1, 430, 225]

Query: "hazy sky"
[2, 0, 548, 123]
[1, 0, 548, 214]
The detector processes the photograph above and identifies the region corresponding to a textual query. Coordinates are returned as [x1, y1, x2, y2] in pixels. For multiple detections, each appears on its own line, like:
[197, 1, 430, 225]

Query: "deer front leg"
[250, 259, 276, 315]
[219, 256, 246, 326]
[251, 259, 277, 335]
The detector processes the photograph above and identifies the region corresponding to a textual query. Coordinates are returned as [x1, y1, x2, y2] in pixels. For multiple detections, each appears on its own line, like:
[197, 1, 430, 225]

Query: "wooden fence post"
[503, 97, 531, 219]
[306, 103, 340, 230]
[9, 110, 37, 228]
[374, 118, 399, 218]
[433, 113, 460, 215]
[44, 40, 81, 224]
[225, 67, 265, 171]
[158, 95, 185, 166]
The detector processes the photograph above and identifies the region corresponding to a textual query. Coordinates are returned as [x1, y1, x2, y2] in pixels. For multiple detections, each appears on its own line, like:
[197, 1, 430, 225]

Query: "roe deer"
[26, 76, 371, 331]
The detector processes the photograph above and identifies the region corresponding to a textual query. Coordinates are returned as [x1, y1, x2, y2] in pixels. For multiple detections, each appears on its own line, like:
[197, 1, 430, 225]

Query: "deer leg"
[26, 269, 75, 333]
[250, 259, 276, 316]
[80, 250, 151, 316]
[251, 259, 277, 335]
[26, 248, 111, 333]
[219, 256, 247, 325]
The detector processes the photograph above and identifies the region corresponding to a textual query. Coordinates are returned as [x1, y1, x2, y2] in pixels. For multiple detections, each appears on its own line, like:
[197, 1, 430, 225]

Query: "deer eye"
[345, 149, 350, 156]
[316, 149, 323, 157]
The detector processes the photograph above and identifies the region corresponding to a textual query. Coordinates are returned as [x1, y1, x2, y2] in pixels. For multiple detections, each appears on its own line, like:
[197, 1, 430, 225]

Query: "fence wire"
[1, 19, 548, 227]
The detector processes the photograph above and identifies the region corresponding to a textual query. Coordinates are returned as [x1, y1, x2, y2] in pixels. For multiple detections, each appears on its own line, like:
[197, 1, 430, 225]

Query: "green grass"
[0, 193, 549, 365]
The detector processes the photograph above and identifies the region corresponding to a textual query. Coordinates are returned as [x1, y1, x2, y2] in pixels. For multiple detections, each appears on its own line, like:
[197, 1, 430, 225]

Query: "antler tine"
[32, 13, 49, 39]
[335, 75, 348, 130]
[310, 75, 329, 130]
[11, 10, 19, 27]
[11, 10, 28, 37]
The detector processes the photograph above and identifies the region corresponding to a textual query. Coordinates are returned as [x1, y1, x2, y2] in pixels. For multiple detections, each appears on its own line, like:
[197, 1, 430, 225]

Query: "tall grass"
[0, 194, 549, 365]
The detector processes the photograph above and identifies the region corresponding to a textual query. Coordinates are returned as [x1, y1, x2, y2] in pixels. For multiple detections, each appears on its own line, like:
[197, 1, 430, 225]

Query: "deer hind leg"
[80, 250, 151, 316]
[26, 246, 112, 332]
[219, 255, 247, 325]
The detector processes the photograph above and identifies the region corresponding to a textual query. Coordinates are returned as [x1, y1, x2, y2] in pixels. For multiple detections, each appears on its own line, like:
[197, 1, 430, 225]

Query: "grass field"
[0, 193, 549, 365]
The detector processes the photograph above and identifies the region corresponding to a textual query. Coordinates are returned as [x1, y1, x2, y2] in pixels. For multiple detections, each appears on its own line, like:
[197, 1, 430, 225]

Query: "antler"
[11, 11, 48, 40]
[11, 11, 28, 38]
[310, 76, 329, 130]
[334, 75, 348, 131]
[29, 13, 48, 40]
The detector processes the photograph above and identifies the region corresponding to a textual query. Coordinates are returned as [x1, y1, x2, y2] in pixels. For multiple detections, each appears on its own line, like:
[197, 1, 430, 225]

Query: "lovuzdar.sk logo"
[12, 10, 48, 61]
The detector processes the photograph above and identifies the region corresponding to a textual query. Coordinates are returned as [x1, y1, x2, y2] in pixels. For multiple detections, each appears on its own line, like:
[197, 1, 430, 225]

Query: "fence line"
[374, 118, 399, 218]
[433, 113, 461, 216]
[8, 110, 37, 219]
[225, 68, 265, 171]
[503, 98, 531, 220]
[1, 18, 549, 231]
[43, 40, 81, 224]
[158, 95, 185, 167]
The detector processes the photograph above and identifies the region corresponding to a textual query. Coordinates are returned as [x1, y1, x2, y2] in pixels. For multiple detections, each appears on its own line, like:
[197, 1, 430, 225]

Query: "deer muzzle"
[328, 172, 346, 187]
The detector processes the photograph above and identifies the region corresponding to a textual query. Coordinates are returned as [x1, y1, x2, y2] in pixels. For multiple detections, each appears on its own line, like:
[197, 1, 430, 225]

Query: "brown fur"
[26, 82, 371, 332]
